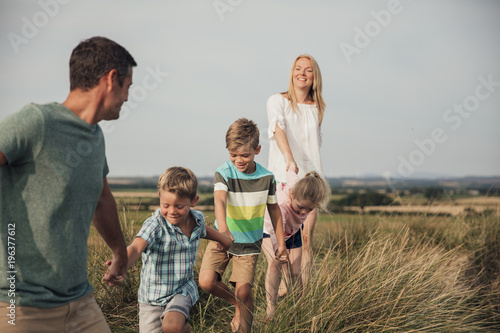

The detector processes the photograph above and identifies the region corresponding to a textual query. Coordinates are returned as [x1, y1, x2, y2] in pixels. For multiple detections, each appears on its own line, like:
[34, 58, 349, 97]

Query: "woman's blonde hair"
[292, 171, 330, 211]
[285, 54, 326, 125]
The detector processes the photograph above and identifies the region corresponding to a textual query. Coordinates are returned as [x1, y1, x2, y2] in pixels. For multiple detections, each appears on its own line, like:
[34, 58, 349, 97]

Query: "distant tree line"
[329, 191, 396, 212]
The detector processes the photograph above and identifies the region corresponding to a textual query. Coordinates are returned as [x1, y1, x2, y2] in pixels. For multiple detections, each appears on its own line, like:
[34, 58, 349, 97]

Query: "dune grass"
[87, 208, 500, 332]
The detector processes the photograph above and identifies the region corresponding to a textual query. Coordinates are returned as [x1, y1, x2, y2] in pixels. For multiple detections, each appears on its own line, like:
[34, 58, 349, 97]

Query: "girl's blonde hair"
[285, 54, 326, 125]
[292, 171, 330, 211]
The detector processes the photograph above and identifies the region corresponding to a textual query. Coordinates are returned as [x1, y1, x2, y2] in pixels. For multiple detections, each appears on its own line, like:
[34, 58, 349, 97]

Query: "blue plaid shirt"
[137, 209, 207, 306]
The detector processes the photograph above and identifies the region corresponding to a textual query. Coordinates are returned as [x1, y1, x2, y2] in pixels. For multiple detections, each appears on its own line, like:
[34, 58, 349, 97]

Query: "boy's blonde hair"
[225, 118, 260, 151]
[292, 171, 330, 211]
[286, 54, 326, 125]
[158, 167, 198, 200]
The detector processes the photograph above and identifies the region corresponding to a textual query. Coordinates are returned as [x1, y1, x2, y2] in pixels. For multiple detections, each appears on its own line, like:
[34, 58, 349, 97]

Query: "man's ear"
[255, 145, 261, 155]
[102, 69, 118, 91]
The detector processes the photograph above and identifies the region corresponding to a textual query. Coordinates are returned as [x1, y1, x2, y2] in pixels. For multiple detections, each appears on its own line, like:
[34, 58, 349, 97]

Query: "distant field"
[112, 191, 500, 217]
[454, 196, 500, 206]
[112, 190, 157, 197]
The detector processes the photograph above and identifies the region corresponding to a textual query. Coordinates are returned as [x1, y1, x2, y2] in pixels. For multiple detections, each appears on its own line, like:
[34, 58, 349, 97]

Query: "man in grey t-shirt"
[0, 36, 136, 332]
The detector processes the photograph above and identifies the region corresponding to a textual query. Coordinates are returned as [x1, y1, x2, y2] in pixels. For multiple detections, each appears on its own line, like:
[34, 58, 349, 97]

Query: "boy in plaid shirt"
[108, 167, 232, 333]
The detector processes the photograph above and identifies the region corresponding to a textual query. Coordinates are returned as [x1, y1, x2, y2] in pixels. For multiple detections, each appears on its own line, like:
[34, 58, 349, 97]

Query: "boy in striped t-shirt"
[199, 118, 287, 333]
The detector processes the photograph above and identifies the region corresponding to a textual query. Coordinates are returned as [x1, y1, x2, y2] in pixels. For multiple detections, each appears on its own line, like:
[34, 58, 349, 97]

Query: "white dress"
[267, 93, 323, 184]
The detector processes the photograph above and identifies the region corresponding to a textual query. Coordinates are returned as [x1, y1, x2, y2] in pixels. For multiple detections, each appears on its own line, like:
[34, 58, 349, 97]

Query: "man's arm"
[267, 202, 288, 263]
[93, 177, 128, 286]
[105, 237, 147, 274]
[0, 151, 7, 166]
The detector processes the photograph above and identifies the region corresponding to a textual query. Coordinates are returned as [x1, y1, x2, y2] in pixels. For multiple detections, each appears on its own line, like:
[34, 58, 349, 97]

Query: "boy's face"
[229, 145, 261, 174]
[159, 191, 199, 226]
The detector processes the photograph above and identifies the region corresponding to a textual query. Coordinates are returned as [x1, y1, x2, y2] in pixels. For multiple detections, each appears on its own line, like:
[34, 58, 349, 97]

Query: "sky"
[1, 0, 499, 180]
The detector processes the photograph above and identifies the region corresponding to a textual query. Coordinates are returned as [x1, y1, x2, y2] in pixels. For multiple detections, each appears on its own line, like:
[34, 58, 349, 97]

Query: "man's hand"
[0, 151, 7, 166]
[103, 254, 127, 286]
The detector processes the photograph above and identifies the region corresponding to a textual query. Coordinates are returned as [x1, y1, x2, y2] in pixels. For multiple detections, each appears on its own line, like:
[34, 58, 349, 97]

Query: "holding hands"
[211, 227, 234, 251]
[102, 253, 127, 287]
[285, 159, 299, 174]
[275, 246, 288, 264]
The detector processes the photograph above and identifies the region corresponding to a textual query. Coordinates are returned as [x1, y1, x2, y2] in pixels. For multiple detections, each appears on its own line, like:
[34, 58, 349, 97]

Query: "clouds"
[1, 0, 499, 178]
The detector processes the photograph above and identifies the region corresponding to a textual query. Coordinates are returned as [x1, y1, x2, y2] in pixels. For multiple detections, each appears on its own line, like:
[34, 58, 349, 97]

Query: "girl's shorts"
[263, 227, 302, 249]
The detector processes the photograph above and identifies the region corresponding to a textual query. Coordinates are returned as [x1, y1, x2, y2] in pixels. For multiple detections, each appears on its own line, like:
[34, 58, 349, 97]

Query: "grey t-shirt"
[0, 103, 109, 308]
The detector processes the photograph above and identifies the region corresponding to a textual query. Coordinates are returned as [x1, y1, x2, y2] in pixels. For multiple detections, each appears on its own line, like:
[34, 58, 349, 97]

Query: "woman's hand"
[286, 159, 299, 174]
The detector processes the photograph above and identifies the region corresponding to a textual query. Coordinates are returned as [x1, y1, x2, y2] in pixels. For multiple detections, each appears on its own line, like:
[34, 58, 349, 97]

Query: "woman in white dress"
[266, 54, 326, 293]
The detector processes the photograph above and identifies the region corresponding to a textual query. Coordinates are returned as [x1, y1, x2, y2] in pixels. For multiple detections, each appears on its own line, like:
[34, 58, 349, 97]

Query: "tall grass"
[260, 230, 491, 332]
[87, 209, 500, 332]
[87, 209, 147, 332]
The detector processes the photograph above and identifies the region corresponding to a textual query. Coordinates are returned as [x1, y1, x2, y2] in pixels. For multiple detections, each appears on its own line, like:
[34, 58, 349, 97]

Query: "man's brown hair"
[69, 36, 137, 91]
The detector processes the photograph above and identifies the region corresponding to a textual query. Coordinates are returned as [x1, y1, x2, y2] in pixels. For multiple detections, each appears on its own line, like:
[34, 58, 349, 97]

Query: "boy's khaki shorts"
[139, 294, 192, 332]
[201, 241, 259, 286]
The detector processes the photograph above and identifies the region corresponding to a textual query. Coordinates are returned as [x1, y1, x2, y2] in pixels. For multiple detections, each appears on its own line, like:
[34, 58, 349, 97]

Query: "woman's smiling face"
[293, 57, 314, 91]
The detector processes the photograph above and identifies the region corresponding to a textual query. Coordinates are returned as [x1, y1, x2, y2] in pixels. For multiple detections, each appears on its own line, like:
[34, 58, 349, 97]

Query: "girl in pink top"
[262, 170, 330, 319]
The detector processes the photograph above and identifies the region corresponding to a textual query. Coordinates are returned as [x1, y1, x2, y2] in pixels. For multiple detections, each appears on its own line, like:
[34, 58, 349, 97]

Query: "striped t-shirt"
[214, 161, 277, 255]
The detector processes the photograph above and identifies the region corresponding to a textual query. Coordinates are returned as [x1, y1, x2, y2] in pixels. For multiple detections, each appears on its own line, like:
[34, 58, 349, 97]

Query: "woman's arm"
[267, 94, 298, 173]
[274, 124, 298, 173]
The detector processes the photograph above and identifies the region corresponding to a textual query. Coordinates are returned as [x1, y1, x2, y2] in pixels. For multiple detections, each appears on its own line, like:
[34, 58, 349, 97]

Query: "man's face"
[103, 67, 133, 120]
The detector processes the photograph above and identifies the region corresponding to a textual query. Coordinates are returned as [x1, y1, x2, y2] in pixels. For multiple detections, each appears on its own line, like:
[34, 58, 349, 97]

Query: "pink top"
[263, 170, 310, 251]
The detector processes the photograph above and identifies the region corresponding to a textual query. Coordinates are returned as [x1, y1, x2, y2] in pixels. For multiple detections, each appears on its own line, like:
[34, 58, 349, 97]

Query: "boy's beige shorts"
[0, 293, 111, 333]
[201, 240, 259, 286]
